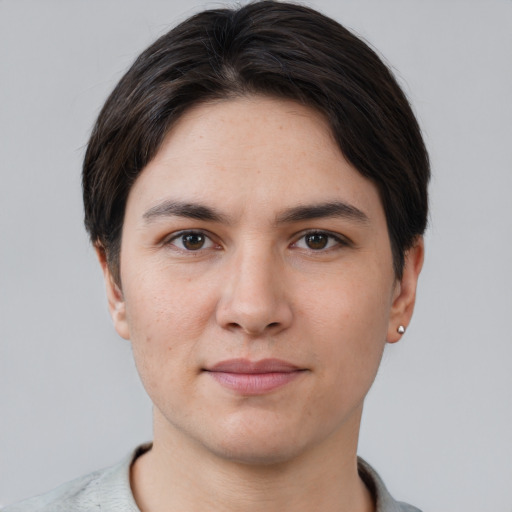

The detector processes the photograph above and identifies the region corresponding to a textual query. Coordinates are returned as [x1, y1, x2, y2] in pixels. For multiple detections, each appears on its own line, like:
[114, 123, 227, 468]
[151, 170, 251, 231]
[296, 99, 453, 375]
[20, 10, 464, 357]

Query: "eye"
[293, 231, 346, 251]
[167, 231, 216, 251]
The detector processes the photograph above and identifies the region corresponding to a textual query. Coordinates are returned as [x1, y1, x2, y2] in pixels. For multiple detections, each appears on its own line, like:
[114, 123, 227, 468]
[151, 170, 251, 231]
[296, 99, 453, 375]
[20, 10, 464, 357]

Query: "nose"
[215, 243, 293, 336]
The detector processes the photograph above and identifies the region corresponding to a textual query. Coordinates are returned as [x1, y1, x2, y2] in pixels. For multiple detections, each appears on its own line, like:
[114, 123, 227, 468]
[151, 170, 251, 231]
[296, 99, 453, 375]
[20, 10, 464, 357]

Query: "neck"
[131, 409, 374, 512]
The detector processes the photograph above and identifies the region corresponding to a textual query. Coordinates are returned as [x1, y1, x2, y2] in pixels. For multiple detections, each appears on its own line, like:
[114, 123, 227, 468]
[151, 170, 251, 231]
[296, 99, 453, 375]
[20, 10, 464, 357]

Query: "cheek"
[122, 272, 217, 390]
[300, 267, 392, 388]
[124, 264, 216, 335]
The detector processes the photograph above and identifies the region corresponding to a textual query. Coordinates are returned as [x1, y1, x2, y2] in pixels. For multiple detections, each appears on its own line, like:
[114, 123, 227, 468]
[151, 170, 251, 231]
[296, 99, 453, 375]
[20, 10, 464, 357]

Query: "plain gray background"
[1, 0, 511, 510]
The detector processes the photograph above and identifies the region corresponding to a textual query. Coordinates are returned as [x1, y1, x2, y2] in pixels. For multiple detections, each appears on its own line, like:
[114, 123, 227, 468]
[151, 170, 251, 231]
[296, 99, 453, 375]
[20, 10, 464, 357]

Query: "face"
[100, 96, 422, 465]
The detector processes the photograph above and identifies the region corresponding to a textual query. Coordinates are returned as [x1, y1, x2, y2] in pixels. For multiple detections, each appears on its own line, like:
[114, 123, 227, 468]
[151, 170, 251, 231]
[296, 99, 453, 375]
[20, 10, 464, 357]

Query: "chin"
[207, 435, 304, 467]
[197, 415, 313, 467]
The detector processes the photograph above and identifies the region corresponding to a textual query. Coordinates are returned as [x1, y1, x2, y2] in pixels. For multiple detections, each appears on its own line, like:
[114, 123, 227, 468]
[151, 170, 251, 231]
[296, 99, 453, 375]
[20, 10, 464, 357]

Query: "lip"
[204, 358, 306, 395]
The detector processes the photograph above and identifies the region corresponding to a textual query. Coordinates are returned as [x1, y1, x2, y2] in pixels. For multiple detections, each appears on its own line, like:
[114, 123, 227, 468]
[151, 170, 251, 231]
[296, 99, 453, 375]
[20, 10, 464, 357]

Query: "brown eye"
[181, 233, 206, 250]
[293, 231, 347, 252]
[305, 233, 329, 250]
[168, 231, 215, 251]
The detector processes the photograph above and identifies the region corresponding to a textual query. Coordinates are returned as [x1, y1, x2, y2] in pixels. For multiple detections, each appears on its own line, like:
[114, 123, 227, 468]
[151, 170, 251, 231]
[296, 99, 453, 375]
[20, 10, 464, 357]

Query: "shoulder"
[2, 446, 149, 512]
[3, 467, 111, 512]
[357, 457, 422, 512]
[394, 502, 422, 512]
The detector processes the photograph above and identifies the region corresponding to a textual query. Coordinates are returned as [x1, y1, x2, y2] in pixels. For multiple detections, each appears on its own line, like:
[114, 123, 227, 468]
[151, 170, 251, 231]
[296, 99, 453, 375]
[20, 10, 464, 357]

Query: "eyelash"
[165, 230, 219, 252]
[291, 230, 350, 252]
[164, 229, 350, 253]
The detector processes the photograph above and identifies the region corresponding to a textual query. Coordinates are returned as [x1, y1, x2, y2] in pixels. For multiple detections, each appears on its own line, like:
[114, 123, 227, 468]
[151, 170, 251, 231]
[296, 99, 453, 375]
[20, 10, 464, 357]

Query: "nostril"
[225, 321, 281, 335]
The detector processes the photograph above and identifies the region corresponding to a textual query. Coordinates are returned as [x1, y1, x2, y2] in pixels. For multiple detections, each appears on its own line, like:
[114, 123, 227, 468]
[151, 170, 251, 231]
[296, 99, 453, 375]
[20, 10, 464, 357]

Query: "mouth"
[203, 358, 307, 395]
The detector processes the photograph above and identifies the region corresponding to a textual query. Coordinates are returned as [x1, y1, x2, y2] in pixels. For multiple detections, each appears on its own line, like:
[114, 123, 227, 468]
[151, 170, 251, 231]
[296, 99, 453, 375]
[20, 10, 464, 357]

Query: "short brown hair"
[83, 0, 430, 283]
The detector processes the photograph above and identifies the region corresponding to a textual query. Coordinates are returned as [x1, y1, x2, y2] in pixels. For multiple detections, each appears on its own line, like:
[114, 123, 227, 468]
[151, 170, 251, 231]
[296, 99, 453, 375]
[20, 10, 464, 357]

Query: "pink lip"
[205, 358, 306, 395]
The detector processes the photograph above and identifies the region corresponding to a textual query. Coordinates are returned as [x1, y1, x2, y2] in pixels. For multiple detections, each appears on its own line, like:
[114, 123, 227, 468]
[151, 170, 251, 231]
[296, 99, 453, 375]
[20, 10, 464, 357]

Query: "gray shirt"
[3, 445, 421, 512]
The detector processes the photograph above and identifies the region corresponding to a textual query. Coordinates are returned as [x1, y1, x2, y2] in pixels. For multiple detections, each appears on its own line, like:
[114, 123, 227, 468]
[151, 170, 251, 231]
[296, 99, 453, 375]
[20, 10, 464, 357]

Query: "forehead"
[125, 96, 385, 224]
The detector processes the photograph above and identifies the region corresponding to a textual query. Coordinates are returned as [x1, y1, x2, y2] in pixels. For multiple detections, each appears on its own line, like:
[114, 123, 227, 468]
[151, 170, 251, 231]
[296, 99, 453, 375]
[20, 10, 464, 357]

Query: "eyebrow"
[142, 199, 369, 225]
[275, 201, 369, 225]
[143, 200, 230, 224]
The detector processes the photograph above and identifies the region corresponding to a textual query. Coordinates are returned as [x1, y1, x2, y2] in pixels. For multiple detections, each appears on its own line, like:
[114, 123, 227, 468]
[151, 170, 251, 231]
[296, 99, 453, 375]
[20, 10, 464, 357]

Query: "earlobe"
[95, 245, 131, 340]
[387, 237, 424, 343]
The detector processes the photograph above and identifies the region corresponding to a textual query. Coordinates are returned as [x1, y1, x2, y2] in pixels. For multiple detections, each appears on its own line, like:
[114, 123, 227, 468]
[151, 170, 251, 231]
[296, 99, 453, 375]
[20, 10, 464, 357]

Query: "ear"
[95, 245, 130, 340]
[387, 237, 424, 343]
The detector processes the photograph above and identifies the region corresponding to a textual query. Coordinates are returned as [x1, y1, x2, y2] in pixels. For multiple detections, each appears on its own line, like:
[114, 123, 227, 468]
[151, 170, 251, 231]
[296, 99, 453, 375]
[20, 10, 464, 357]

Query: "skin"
[98, 96, 423, 512]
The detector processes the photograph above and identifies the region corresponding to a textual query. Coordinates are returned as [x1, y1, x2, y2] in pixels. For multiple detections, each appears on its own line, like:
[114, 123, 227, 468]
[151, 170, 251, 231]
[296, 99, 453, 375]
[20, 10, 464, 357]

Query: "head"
[83, 0, 429, 285]
[82, 1, 429, 465]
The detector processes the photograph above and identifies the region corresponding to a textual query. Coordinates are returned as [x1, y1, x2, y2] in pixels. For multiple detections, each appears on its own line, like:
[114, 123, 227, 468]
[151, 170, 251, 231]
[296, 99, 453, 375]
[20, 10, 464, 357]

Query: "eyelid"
[290, 229, 352, 250]
[164, 229, 220, 251]
[160, 228, 350, 252]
